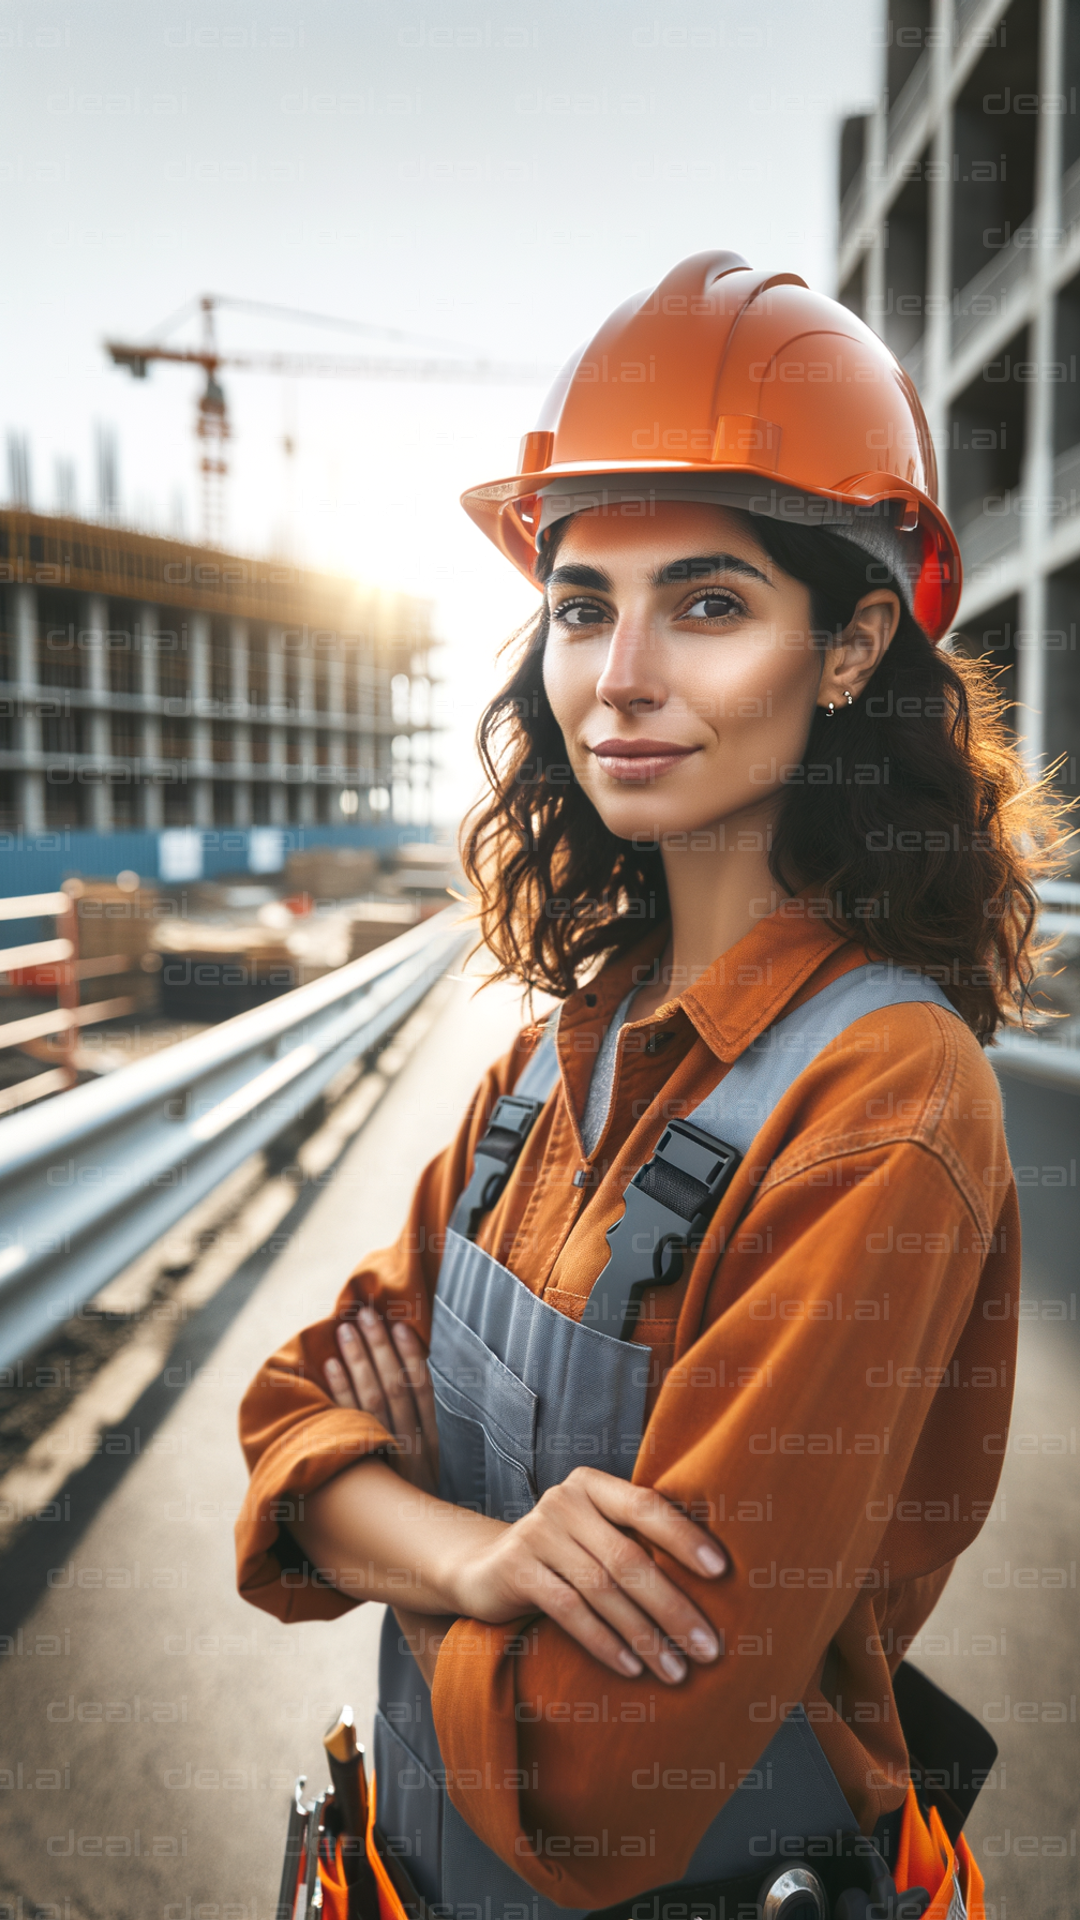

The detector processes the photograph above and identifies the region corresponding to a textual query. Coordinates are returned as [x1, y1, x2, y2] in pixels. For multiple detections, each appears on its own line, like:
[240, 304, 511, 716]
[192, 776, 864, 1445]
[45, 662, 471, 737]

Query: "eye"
[550, 596, 612, 629]
[682, 590, 742, 622]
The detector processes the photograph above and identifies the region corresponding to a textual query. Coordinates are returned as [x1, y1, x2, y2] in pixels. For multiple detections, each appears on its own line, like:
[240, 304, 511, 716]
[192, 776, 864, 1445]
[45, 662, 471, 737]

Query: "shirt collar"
[557, 922, 668, 1042]
[559, 900, 864, 1064]
[680, 901, 860, 1061]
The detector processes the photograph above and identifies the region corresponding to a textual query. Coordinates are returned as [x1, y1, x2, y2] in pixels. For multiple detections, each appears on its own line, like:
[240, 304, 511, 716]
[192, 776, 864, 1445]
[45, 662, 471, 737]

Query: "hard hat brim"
[461, 458, 962, 641]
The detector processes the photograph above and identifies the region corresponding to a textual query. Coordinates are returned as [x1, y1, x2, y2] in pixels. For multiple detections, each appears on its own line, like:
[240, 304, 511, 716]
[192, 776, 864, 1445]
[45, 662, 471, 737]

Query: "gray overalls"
[372, 965, 959, 1916]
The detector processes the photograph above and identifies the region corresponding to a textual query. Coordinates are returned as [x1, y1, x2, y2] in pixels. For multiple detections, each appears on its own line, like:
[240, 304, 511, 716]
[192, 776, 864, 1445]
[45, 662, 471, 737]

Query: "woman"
[236, 252, 1063, 1920]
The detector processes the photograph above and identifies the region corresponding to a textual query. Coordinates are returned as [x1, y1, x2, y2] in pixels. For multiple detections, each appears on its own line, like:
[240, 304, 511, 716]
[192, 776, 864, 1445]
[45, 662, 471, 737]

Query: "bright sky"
[1, 0, 880, 823]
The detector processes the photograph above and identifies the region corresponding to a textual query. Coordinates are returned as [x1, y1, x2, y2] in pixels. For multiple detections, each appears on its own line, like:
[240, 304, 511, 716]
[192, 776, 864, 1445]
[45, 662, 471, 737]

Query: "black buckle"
[447, 1093, 543, 1241]
[584, 1119, 740, 1340]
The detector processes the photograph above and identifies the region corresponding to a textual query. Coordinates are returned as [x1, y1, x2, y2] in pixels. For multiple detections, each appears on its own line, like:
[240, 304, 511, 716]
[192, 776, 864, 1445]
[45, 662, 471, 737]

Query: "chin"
[588, 789, 732, 845]
[597, 764, 787, 838]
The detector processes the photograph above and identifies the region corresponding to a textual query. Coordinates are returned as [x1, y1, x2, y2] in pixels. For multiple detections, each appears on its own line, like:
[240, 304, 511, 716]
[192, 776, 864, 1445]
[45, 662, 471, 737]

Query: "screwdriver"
[323, 1706, 380, 1920]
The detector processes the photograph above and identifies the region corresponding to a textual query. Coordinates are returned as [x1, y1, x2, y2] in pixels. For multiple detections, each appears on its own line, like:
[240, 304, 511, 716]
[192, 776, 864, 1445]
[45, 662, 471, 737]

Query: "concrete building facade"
[838, 0, 1080, 821]
[0, 511, 436, 840]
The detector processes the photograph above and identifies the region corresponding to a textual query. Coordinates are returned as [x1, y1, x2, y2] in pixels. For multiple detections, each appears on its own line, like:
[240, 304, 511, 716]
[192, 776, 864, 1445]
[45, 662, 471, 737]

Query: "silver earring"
[825, 700, 836, 717]
[844, 688, 854, 707]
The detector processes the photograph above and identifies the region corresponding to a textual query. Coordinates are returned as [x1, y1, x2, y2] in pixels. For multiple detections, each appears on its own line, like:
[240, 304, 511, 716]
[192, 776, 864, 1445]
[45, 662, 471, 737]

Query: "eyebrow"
[650, 552, 775, 589]
[546, 563, 613, 591]
[545, 553, 774, 595]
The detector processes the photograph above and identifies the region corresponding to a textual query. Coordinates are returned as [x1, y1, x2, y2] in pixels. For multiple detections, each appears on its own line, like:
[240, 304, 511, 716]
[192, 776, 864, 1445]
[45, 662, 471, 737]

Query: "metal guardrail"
[0, 907, 469, 1371]
[993, 1032, 1080, 1092]
[0, 883, 1074, 1371]
[1035, 877, 1080, 939]
[991, 884, 1080, 1091]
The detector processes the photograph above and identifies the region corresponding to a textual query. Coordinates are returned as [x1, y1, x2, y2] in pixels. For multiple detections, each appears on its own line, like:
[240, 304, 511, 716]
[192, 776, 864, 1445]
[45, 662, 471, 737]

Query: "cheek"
[542, 643, 589, 742]
[688, 633, 819, 728]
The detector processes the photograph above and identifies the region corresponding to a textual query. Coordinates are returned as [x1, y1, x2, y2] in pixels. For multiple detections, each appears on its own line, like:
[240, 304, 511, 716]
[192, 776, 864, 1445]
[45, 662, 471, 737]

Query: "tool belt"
[365, 1782, 985, 1920]
[358, 1660, 992, 1918]
[280, 1755, 952, 1920]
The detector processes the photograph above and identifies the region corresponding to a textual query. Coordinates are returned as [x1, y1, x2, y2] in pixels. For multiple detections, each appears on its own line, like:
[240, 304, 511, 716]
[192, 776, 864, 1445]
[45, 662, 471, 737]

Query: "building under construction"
[0, 508, 436, 854]
[837, 0, 1080, 818]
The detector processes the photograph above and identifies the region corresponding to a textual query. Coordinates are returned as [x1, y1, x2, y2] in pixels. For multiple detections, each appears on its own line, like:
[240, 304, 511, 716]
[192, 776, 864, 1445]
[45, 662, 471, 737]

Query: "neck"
[644, 797, 783, 1009]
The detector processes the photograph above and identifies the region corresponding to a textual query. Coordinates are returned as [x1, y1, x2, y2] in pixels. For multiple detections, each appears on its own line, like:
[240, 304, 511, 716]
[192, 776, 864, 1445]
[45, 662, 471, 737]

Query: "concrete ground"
[911, 1312, 1079, 1920]
[0, 974, 1074, 1920]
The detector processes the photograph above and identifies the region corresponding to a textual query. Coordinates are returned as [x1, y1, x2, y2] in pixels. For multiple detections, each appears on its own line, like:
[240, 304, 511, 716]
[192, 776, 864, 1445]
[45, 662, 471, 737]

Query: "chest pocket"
[429, 1295, 538, 1523]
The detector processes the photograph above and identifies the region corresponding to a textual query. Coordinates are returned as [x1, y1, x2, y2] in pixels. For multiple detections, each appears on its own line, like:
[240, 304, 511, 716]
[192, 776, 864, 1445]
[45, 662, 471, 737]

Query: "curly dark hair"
[461, 511, 1071, 1041]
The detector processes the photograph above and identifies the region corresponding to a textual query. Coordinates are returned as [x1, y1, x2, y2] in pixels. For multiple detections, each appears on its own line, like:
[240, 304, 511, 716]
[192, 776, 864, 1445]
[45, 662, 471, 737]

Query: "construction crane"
[106, 294, 551, 544]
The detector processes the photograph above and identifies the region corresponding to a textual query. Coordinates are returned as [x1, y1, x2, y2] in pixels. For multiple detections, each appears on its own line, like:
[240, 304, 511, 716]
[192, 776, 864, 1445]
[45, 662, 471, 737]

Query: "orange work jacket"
[235, 902, 1018, 1911]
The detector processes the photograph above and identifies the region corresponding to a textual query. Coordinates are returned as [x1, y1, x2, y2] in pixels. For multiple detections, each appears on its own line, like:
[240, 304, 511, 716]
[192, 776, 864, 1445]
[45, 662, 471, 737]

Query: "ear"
[815, 591, 901, 712]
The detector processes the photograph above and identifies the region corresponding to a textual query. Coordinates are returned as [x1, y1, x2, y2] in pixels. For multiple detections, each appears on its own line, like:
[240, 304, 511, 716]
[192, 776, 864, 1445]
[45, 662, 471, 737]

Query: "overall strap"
[586, 963, 961, 1340]
[447, 1011, 561, 1241]
[688, 963, 957, 1157]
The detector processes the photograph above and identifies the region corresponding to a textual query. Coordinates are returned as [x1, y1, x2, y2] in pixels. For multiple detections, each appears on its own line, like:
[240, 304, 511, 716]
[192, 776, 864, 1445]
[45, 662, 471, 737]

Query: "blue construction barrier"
[0, 822, 434, 948]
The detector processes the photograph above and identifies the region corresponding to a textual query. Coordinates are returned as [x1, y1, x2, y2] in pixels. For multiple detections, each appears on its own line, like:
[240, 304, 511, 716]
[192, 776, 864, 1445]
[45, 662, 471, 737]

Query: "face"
[541, 502, 825, 845]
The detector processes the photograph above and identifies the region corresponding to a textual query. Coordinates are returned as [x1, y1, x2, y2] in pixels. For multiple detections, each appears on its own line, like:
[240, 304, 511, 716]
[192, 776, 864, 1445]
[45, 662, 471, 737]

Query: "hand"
[324, 1304, 440, 1498]
[450, 1465, 728, 1687]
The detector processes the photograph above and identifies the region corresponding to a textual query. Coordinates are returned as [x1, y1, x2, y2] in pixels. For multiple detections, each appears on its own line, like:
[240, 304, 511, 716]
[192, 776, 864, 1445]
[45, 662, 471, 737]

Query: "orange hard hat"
[461, 249, 961, 640]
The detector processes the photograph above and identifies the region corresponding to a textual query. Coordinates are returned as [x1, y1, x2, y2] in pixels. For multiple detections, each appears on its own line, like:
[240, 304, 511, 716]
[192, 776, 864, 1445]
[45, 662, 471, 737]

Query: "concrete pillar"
[326, 650, 346, 717]
[14, 585, 44, 832]
[232, 735, 253, 826]
[1018, 0, 1064, 783]
[863, 90, 888, 323]
[923, 0, 954, 480]
[230, 618, 251, 827]
[297, 630, 316, 825]
[189, 612, 213, 828]
[342, 646, 360, 815]
[82, 594, 112, 832]
[229, 617, 249, 707]
[326, 649, 347, 822]
[266, 625, 285, 712]
[139, 604, 163, 830]
[266, 626, 288, 825]
[392, 729, 410, 827]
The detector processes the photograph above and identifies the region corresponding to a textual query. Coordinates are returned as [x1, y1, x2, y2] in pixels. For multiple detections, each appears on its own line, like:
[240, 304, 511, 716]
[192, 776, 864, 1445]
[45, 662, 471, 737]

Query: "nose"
[594, 606, 668, 715]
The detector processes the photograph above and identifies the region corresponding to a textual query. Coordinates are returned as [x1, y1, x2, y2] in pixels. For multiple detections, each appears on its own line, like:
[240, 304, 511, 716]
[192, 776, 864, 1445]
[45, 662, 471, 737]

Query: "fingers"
[331, 1318, 392, 1428]
[324, 1310, 439, 1494]
[389, 1320, 440, 1467]
[324, 1354, 361, 1409]
[581, 1470, 728, 1579]
[501, 1549, 648, 1680]
[354, 1305, 425, 1443]
[587, 1523, 718, 1676]
[524, 1530, 692, 1684]
[521, 1469, 728, 1681]
[327, 1310, 412, 1438]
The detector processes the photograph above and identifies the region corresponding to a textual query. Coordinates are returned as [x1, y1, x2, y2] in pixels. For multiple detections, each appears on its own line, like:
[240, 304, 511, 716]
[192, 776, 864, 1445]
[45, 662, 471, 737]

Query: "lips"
[588, 737, 699, 783]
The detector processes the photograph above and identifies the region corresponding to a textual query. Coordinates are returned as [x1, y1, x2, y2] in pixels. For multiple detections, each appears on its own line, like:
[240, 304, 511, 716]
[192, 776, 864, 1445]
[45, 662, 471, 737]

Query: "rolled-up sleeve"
[429, 1140, 1017, 1908]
